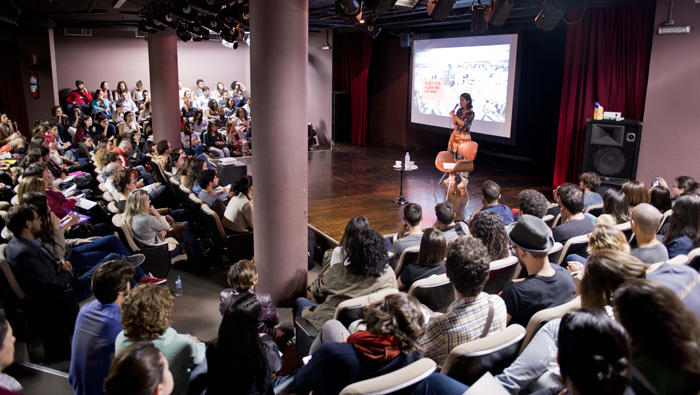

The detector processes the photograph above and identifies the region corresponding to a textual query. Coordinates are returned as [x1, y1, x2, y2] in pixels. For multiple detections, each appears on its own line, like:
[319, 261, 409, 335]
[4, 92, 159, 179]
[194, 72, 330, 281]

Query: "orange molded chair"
[434, 141, 478, 198]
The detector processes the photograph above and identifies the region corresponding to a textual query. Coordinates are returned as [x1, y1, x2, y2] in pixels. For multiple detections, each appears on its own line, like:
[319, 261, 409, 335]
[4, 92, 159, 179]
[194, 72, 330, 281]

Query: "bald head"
[631, 203, 661, 236]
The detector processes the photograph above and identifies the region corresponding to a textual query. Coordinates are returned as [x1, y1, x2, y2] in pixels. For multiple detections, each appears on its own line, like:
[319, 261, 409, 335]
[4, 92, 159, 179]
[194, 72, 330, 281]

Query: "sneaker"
[457, 180, 467, 189]
[123, 254, 145, 267]
[137, 273, 167, 286]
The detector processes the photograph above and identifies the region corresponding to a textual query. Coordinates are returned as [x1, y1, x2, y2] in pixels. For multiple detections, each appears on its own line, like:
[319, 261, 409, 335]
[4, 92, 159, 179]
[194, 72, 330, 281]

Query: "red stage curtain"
[333, 33, 373, 146]
[0, 43, 30, 138]
[552, 3, 655, 187]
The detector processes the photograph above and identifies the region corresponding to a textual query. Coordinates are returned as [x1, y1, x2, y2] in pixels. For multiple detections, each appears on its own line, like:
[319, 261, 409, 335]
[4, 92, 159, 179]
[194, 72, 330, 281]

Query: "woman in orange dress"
[446, 93, 475, 188]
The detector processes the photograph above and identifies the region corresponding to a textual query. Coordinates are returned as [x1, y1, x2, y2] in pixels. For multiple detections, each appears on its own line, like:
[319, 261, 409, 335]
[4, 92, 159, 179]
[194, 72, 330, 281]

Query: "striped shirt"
[419, 293, 507, 367]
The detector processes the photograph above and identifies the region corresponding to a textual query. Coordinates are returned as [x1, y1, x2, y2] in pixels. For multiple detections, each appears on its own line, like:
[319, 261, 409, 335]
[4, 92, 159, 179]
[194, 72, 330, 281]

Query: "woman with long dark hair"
[603, 188, 630, 224]
[656, 175, 698, 198]
[398, 227, 446, 290]
[104, 342, 174, 395]
[649, 185, 672, 213]
[663, 195, 700, 258]
[206, 293, 281, 395]
[330, 215, 371, 267]
[446, 92, 474, 189]
[614, 279, 700, 395]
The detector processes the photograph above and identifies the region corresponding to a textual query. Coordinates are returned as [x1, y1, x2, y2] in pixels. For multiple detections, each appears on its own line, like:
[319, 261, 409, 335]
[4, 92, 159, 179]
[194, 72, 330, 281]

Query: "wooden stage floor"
[308, 144, 553, 242]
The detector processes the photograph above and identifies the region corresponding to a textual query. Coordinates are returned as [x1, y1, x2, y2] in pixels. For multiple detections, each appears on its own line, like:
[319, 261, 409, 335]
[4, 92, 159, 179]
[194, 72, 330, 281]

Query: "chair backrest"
[150, 160, 168, 185]
[556, 234, 589, 266]
[665, 254, 689, 265]
[334, 288, 399, 328]
[658, 209, 672, 233]
[547, 242, 564, 265]
[98, 183, 108, 193]
[687, 247, 700, 270]
[200, 204, 228, 243]
[441, 324, 526, 386]
[520, 296, 581, 353]
[408, 274, 455, 313]
[394, 246, 420, 278]
[0, 244, 25, 300]
[614, 221, 633, 242]
[457, 141, 478, 161]
[339, 358, 437, 395]
[483, 256, 519, 295]
[112, 214, 140, 252]
[549, 213, 561, 229]
[188, 193, 204, 205]
[169, 176, 180, 186]
[107, 201, 121, 214]
[542, 214, 554, 227]
[584, 203, 604, 217]
[103, 190, 115, 203]
[96, 174, 105, 183]
[10, 195, 18, 205]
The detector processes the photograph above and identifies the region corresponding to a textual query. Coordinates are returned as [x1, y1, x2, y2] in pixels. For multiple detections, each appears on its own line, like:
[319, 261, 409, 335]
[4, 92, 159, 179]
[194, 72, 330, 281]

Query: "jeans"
[309, 319, 349, 355]
[69, 235, 130, 271]
[565, 254, 586, 265]
[207, 146, 230, 158]
[185, 145, 205, 157]
[412, 373, 469, 395]
[74, 252, 145, 301]
[293, 297, 317, 318]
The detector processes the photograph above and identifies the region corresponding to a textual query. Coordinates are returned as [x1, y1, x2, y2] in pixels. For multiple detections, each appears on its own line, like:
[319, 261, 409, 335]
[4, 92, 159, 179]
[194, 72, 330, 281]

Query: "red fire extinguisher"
[29, 73, 40, 99]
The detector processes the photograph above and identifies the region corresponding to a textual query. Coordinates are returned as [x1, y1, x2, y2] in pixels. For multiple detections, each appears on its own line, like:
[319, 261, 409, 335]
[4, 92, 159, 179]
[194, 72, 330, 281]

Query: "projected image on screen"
[410, 34, 519, 142]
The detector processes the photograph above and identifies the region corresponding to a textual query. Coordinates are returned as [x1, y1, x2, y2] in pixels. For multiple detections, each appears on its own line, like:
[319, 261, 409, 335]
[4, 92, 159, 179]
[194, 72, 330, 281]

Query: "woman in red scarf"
[286, 293, 426, 395]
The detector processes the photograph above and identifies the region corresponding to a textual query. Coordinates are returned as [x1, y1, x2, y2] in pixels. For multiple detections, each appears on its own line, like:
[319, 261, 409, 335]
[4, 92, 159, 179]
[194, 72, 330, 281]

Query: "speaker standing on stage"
[447, 93, 475, 189]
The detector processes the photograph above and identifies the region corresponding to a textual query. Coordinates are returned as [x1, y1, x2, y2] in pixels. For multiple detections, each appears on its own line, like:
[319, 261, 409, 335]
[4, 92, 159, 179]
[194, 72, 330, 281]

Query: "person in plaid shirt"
[419, 236, 507, 367]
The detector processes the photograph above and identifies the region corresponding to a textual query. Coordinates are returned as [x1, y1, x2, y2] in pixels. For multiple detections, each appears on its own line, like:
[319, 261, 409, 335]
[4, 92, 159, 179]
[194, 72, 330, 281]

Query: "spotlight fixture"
[153, 9, 178, 29]
[170, 1, 200, 23]
[364, 23, 381, 38]
[471, 5, 488, 33]
[485, 0, 513, 27]
[221, 2, 249, 29]
[534, 2, 566, 31]
[336, 0, 363, 24]
[190, 0, 224, 16]
[184, 22, 205, 38]
[176, 25, 192, 42]
[393, 0, 420, 10]
[427, 0, 457, 21]
[220, 27, 236, 43]
[365, 0, 397, 14]
[322, 30, 332, 50]
[201, 15, 224, 33]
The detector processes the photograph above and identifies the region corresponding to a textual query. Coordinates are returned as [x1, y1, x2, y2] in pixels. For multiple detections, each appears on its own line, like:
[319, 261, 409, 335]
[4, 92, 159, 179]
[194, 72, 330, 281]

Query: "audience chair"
[542, 214, 555, 228]
[483, 256, 519, 295]
[548, 213, 561, 230]
[334, 288, 400, 328]
[95, 174, 105, 184]
[665, 254, 688, 265]
[555, 234, 589, 267]
[614, 221, 633, 242]
[657, 209, 672, 233]
[408, 274, 455, 313]
[434, 141, 478, 199]
[520, 296, 581, 354]
[546, 242, 563, 265]
[394, 245, 420, 277]
[584, 202, 603, 217]
[199, 204, 254, 263]
[687, 248, 700, 270]
[102, 190, 116, 203]
[98, 183, 109, 193]
[112, 214, 184, 278]
[149, 160, 169, 186]
[106, 201, 121, 215]
[338, 358, 437, 395]
[441, 324, 526, 386]
[9, 195, 18, 206]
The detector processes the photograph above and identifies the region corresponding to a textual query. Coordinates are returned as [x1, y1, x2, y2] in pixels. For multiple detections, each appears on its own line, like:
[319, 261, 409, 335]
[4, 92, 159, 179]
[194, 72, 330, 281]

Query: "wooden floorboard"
[308, 144, 553, 243]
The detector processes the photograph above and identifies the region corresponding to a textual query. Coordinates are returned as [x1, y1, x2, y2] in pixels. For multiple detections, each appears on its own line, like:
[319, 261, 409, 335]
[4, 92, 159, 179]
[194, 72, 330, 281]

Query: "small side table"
[393, 164, 417, 205]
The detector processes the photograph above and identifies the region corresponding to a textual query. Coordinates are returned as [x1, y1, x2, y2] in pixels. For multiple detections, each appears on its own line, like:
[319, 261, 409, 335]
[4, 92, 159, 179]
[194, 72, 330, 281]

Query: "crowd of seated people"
[3, 84, 700, 395]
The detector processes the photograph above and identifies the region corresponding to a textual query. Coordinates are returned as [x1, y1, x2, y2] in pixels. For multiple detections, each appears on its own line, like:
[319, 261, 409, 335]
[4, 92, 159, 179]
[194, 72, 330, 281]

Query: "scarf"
[346, 331, 401, 362]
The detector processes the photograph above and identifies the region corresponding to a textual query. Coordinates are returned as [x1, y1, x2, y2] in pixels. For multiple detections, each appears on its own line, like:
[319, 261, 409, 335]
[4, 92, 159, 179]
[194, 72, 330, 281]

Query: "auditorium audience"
[285, 293, 424, 395]
[397, 228, 446, 291]
[104, 342, 174, 395]
[294, 229, 397, 330]
[565, 222, 630, 272]
[66, 80, 93, 115]
[223, 175, 253, 233]
[502, 215, 576, 326]
[602, 188, 631, 224]
[420, 236, 506, 367]
[469, 180, 514, 225]
[649, 185, 672, 213]
[663, 195, 700, 258]
[202, 122, 230, 158]
[116, 284, 205, 395]
[614, 279, 700, 395]
[552, 183, 594, 244]
[657, 175, 698, 198]
[91, 89, 111, 118]
[517, 189, 549, 219]
[579, 171, 603, 210]
[197, 169, 227, 219]
[469, 210, 510, 260]
[0, 310, 23, 395]
[630, 203, 669, 263]
[0, 112, 27, 150]
[433, 201, 469, 242]
[622, 180, 649, 211]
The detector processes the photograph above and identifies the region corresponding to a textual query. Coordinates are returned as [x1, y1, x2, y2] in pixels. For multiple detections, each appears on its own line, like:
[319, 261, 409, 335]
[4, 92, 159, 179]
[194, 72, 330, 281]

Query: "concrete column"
[147, 29, 181, 147]
[250, 0, 309, 305]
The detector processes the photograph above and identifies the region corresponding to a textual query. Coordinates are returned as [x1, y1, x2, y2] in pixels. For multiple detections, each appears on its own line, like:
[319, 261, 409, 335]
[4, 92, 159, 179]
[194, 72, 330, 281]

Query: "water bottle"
[175, 275, 183, 296]
[404, 152, 410, 170]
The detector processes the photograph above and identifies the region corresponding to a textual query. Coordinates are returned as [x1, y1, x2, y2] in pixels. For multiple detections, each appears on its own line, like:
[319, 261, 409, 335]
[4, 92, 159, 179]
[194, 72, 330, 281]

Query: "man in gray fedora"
[501, 215, 576, 327]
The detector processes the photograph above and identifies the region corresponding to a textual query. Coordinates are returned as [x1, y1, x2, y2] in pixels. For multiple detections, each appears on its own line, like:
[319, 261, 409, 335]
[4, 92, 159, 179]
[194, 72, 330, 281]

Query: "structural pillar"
[147, 29, 181, 146]
[250, 0, 309, 305]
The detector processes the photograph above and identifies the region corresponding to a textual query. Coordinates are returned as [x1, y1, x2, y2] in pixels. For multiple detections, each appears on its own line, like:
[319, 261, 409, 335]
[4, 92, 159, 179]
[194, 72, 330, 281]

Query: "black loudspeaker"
[365, 0, 398, 14]
[427, 0, 457, 20]
[580, 119, 643, 183]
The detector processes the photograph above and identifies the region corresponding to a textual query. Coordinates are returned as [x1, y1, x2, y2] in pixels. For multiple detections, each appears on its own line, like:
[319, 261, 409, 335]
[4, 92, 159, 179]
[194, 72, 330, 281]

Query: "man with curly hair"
[419, 235, 507, 367]
[115, 284, 205, 395]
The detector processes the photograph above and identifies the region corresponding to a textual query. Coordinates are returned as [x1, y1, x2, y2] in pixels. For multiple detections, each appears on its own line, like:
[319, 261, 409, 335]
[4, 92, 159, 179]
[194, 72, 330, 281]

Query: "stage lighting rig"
[201, 15, 224, 32]
[471, 5, 488, 33]
[176, 25, 192, 42]
[153, 9, 178, 29]
[221, 1, 249, 29]
[190, 0, 225, 16]
[485, 0, 513, 27]
[365, 0, 397, 14]
[336, 0, 363, 24]
[170, 0, 200, 24]
[534, 2, 565, 31]
[427, 0, 457, 21]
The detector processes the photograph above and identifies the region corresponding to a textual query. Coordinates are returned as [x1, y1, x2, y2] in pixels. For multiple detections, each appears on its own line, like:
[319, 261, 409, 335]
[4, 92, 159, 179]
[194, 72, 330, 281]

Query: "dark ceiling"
[0, 0, 653, 36]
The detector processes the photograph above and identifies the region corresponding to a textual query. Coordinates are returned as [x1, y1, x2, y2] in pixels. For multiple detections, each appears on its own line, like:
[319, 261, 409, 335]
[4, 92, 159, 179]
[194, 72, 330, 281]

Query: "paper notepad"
[75, 198, 98, 210]
[443, 163, 456, 170]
